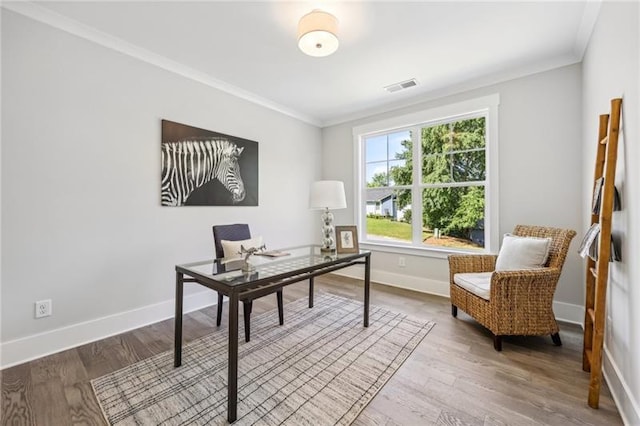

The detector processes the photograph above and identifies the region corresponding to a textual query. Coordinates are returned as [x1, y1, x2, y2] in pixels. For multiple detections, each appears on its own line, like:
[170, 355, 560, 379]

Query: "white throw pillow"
[494, 234, 552, 271]
[220, 236, 263, 259]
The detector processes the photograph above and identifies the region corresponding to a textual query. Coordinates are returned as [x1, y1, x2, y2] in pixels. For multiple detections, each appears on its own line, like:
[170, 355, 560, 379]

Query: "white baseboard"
[552, 300, 585, 325]
[332, 268, 584, 324]
[0, 269, 586, 369]
[333, 267, 450, 297]
[2, 274, 634, 426]
[603, 347, 640, 426]
[0, 290, 218, 370]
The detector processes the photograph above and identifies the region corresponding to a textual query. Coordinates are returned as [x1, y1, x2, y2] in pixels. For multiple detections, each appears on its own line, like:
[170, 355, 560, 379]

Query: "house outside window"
[354, 95, 499, 255]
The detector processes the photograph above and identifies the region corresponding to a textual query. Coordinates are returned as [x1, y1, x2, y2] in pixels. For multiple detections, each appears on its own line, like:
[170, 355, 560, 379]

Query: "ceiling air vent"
[384, 78, 418, 93]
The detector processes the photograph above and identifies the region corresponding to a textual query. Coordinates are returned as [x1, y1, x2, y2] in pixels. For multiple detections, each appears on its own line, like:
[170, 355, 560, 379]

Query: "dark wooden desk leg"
[228, 291, 239, 423]
[309, 277, 314, 308]
[276, 292, 284, 325]
[243, 300, 252, 343]
[174, 272, 184, 367]
[364, 254, 370, 328]
[216, 292, 223, 327]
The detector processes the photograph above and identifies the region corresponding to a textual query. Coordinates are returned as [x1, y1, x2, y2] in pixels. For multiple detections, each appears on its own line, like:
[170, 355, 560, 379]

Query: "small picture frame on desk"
[336, 226, 359, 254]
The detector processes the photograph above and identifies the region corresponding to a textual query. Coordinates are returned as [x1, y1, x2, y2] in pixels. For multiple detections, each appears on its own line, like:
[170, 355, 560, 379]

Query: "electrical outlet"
[398, 257, 406, 267]
[35, 299, 52, 318]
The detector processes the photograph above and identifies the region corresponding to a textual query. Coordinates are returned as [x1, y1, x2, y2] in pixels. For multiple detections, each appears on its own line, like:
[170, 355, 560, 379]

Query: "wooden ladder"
[582, 97, 622, 408]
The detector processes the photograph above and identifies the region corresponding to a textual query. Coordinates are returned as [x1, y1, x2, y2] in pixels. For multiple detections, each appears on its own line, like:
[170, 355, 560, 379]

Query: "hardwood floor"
[2, 275, 623, 425]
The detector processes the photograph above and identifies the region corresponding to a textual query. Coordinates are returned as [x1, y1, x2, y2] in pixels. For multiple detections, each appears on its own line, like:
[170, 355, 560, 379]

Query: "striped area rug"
[92, 293, 435, 425]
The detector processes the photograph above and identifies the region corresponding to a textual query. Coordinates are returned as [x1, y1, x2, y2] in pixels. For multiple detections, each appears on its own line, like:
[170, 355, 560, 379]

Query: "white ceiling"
[13, 1, 599, 126]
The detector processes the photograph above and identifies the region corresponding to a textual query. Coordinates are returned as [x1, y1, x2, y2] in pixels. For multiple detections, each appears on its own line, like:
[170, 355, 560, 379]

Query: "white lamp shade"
[297, 9, 339, 57]
[309, 180, 347, 210]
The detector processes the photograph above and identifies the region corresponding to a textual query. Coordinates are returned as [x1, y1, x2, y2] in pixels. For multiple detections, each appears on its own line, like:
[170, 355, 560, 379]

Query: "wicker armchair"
[448, 225, 576, 351]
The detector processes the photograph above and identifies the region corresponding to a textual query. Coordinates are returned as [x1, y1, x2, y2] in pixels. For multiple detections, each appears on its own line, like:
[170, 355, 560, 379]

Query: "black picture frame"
[161, 119, 258, 206]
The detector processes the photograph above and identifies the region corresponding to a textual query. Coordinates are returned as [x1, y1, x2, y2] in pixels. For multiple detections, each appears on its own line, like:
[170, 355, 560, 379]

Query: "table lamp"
[309, 180, 347, 252]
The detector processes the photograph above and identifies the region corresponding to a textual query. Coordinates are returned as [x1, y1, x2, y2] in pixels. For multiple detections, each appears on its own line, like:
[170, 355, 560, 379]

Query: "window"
[354, 95, 499, 255]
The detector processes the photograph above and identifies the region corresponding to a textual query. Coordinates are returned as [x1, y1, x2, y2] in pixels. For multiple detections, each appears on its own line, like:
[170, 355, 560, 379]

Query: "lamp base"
[320, 208, 336, 253]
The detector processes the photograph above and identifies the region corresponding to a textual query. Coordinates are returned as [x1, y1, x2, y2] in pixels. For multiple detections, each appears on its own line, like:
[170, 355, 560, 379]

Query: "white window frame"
[353, 94, 500, 258]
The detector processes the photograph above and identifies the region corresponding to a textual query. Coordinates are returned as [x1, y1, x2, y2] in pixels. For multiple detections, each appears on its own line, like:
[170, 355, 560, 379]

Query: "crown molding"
[574, 0, 602, 60]
[322, 54, 579, 128]
[2, 1, 322, 127]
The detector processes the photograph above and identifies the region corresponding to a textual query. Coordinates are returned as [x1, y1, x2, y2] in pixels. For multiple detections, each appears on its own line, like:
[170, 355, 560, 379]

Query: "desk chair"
[213, 224, 283, 342]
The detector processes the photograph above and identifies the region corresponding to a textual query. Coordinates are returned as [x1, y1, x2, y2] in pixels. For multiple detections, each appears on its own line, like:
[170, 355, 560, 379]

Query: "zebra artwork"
[161, 139, 246, 206]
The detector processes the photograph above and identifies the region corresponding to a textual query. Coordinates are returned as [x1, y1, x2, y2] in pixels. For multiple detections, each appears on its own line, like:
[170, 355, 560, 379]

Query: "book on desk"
[256, 250, 290, 258]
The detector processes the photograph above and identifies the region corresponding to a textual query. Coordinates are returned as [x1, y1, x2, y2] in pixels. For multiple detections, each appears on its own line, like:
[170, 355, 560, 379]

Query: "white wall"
[0, 11, 321, 367]
[0, 6, 4, 370]
[323, 64, 584, 321]
[1, 5, 638, 421]
[582, 2, 640, 424]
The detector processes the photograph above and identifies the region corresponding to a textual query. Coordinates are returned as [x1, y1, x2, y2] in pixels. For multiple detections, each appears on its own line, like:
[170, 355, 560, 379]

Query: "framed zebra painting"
[161, 120, 258, 206]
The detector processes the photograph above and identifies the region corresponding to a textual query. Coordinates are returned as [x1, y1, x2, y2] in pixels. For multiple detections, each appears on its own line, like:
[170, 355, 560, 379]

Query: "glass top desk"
[173, 244, 371, 423]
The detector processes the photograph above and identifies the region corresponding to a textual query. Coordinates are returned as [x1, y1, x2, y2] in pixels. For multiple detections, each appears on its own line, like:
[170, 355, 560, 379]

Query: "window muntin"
[365, 130, 411, 188]
[422, 119, 486, 185]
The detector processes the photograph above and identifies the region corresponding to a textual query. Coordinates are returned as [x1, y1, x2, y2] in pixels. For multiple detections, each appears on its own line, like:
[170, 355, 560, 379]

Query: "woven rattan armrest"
[490, 268, 562, 303]
[488, 267, 563, 337]
[490, 267, 561, 287]
[448, 254, 498, 275]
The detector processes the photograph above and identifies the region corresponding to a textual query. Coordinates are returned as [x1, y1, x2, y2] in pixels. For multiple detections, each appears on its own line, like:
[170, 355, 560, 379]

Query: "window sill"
[360, 241, 488, 259]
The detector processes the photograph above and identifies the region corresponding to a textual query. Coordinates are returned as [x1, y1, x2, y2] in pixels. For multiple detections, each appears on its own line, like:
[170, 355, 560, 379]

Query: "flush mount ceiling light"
[297, 9, 339, 57]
